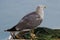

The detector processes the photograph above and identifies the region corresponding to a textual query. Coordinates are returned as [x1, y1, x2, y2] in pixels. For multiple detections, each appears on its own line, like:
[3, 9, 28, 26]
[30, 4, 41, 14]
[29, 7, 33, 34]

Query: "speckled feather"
[6, 5, 45, 31]
[15, 12, 43, 31]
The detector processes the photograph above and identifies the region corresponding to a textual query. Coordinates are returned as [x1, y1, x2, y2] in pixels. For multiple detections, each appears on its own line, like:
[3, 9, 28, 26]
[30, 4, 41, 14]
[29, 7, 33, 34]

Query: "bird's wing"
[15, 12, 37, 30]
[6, 12, 39, 31]
[19, 12, 38, 25]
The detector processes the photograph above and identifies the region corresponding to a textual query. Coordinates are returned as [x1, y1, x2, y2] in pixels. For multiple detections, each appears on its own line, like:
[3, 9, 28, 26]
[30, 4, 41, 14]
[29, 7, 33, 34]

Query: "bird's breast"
[39, 12, 44, 19]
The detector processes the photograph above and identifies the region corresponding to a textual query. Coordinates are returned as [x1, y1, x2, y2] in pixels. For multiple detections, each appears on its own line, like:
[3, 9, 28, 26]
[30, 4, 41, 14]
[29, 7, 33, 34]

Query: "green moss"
[17, 27, 60, 40]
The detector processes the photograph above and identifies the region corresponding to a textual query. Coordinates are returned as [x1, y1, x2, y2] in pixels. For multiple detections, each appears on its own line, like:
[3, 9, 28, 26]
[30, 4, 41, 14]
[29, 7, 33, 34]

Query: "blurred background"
[0, 0, 60, 40]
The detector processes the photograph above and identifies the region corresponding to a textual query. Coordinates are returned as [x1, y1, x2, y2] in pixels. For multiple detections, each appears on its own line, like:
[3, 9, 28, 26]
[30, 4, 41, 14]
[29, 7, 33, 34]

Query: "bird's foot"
[30, 33, 36, 40]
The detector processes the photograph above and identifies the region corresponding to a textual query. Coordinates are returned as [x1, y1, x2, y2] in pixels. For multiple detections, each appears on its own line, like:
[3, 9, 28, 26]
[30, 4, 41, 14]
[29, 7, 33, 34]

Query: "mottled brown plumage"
[6, 5, 46, 31]
[6, 5, 46, 39]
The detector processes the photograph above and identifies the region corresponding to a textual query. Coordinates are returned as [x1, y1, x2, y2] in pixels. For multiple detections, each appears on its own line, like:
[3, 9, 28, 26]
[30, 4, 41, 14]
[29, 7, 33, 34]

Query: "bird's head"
[36, 5, 46, 13]
[37, 5, 46, 9]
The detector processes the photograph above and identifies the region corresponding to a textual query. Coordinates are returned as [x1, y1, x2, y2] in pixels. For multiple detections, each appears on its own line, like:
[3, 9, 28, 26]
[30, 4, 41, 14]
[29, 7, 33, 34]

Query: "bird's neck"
[36, 8, 44, 19]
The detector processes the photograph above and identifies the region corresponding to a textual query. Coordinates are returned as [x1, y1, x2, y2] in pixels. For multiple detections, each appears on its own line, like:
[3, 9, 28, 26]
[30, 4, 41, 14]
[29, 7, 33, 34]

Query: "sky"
[0, 0, 60, 40]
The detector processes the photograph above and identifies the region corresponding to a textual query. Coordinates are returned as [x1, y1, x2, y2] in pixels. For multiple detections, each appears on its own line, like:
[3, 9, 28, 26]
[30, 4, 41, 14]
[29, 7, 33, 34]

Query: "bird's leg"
[10, 32, 16, 39]
[30, 28, 36, 40]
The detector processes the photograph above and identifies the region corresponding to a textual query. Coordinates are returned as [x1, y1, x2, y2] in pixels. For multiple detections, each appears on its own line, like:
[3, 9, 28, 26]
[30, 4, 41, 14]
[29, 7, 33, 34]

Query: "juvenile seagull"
[6, 5, 46, 39]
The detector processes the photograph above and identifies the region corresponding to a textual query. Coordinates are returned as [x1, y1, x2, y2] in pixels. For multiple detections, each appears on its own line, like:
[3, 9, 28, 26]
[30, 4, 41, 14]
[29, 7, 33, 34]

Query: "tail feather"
[4, 27, 16, 32]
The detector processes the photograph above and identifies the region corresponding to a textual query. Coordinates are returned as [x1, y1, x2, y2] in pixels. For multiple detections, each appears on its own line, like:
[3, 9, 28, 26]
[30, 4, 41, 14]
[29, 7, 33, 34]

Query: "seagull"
[5, 5, 46, 39]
